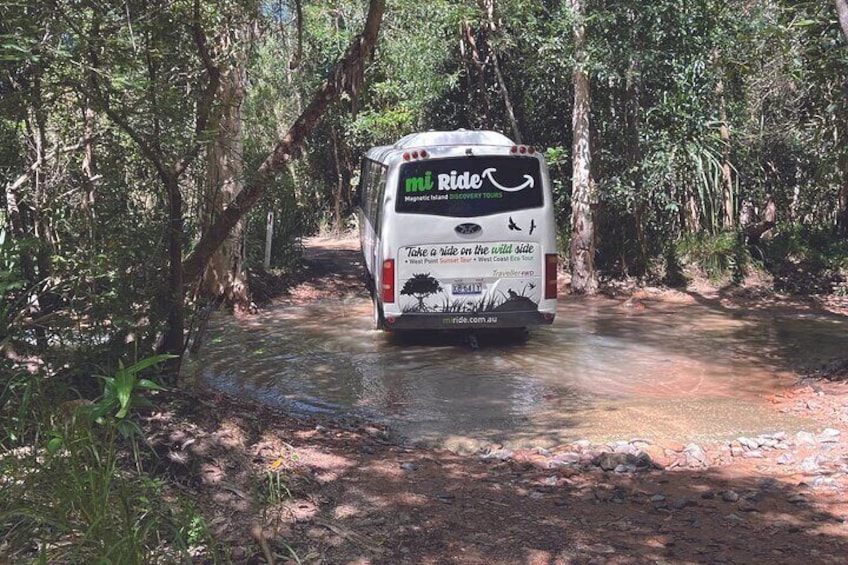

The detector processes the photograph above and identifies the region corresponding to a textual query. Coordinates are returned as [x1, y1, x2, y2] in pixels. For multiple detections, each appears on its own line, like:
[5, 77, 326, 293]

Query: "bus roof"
[365, 130, 515, 163]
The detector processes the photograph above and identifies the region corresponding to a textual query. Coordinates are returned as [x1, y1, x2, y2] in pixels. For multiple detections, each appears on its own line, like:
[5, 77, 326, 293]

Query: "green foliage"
[676, 231, 750, 284]
[0, 413, 213, 564]
[0, 352, 226, 563]
[757, 226, 848, 294]
[92, 355, 171, 422]
[0, 230, 35, 447]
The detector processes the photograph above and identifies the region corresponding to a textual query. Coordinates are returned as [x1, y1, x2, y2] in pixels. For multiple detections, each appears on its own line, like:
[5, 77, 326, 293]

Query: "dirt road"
[168, 234, 848, 564]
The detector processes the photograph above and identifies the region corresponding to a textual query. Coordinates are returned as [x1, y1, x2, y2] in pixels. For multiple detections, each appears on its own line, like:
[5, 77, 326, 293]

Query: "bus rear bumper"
[383, 311, 555, 331]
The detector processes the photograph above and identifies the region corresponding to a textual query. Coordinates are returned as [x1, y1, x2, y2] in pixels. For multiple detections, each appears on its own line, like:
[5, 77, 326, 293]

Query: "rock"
[640, 444, 673, 468]
[818, 428, 841, 443]
[758, 437, 780, 449]
[758, 478, 780, 492]
[776, 453, 796, 465]
[651, 494, 668, 509]
[633, 452, 655, 469]
[737, 437, 761, 450]
[742, 450, 764, 459]
[594, 452, 628, 471]
[795, 431, 817, 446]
[739, 500, 759, 513]
[799, 456, 825, 474]
[683, 444, 710, 466]
[672, 498, 698, 510]
[721, 490, 740, 502]
[400, 462, 418, 472]
[480, 448, 514, 461]
[812, 476, 836, 489]
[586, 543, 616, 554]
[656, 439, 686, 452]
[551, 452, 581, 465]
[786, 493, 807, 504]
[723, 513, 745, 524]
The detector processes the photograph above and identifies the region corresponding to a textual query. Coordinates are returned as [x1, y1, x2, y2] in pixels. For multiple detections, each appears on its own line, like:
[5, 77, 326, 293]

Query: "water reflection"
[193, 296, 848, 448]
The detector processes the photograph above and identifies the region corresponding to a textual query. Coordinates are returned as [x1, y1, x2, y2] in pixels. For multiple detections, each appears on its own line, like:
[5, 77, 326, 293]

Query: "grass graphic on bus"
[399, 274, 539, 314]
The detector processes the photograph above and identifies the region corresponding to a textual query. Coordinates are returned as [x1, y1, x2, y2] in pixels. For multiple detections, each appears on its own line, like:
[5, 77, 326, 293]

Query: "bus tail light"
[545, 254, 558, 299]
[381, 259, 395, 303]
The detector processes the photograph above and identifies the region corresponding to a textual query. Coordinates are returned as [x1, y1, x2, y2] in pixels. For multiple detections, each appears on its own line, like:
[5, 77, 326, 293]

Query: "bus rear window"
[396, 156, 543, 217]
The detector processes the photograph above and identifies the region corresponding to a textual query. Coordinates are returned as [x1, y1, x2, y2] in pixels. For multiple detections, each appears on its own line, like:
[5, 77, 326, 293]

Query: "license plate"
[452, 282, 482, 295]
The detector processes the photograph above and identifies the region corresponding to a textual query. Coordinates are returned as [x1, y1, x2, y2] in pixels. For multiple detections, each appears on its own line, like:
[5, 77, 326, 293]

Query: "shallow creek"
[190, 295, 848, 450]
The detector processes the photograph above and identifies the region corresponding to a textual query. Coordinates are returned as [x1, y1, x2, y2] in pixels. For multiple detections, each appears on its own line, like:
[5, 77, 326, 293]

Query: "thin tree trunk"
[199, 56, 249, 308]
[834, 0, 848, 235]
[264, 211, 274, 269]
[482, 0, 521, 142]
[683, 179, 700, 233]
[491, 51, 521, 143]
[836, 0, 848, 42]
[569, 0, 598, 295]
[838, 153, 848, 237]
[625, 55, 646, 274]
[183, 0, 386, 283]
[81, 14, 101, 245]
[158, 174, 186, 373]
[331, 126, 345, 234]
[461, 21, 492, 129]
[717, 78, 735, 229]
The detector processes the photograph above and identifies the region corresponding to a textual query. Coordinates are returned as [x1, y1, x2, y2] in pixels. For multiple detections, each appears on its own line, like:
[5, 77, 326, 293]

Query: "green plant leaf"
[47, 437, 63, 454]
[122, 354, 177, 376]
[136, 378, 164, 391]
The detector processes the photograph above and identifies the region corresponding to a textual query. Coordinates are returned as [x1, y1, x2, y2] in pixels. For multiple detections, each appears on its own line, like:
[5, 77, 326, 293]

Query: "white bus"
[356, 130, 558, 331]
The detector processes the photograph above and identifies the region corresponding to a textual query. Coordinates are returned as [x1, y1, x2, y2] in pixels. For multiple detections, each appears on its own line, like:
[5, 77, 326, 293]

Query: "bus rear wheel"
[372, 297, 386, 331]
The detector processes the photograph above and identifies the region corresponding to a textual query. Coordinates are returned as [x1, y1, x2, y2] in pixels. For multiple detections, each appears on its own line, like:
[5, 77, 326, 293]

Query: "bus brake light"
[381, 259, 395, 303]
[545, 254, 558, 299]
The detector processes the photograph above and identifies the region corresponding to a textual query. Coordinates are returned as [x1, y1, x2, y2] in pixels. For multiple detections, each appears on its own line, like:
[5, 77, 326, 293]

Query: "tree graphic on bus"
[399, 275, 540, 315]
[400, 273, 443, 311]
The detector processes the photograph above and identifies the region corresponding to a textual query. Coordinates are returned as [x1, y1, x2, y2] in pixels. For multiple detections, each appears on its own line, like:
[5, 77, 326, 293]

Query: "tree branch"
[182, 0, 386, 283]
[289, 0, 303, 70]
[174, 0, 222, 178]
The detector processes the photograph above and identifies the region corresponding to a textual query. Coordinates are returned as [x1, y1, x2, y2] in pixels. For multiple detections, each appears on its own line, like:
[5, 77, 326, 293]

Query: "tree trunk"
[836, 0, 848, 42]
[717, 78, 735, 229]
[199, 59, 249, 309]
[838, 152, 848, 237]
[264, 211, 274, 269]
[183, 0, 386, 283]
[331, 126, 345, 234]
[481, 0, 522, 143]
[158, 173, 186, 375]
[569, 0, 598, 295]
[835, 2, 848, 236]
[625, 55, 646, 275]
[460, 21, 492, 129]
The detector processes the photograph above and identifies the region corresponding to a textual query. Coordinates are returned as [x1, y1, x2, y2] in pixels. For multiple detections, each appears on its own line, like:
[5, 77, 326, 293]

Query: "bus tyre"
[372, 298, 386, 331]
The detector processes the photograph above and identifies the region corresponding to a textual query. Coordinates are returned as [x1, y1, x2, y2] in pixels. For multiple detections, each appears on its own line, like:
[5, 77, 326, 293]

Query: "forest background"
[1, 0, 847, 562]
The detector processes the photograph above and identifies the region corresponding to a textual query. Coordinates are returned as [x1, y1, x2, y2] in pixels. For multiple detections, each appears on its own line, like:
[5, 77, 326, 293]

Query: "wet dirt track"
[190, 285, 848, 451]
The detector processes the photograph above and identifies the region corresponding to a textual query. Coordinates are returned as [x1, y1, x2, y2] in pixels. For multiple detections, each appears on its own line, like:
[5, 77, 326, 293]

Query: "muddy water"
[191, 296, 848, 450]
